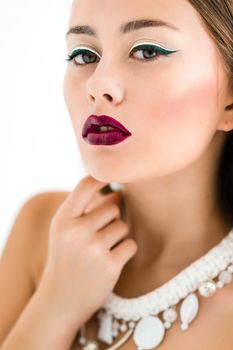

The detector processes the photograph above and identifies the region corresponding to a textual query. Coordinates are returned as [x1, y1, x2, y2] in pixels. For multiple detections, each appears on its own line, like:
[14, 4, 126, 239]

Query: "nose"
[86, 62, 124, 107]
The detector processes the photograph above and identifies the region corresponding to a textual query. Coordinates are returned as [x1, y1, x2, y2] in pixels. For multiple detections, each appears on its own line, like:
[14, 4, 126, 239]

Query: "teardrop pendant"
[179, 293, 199, 330]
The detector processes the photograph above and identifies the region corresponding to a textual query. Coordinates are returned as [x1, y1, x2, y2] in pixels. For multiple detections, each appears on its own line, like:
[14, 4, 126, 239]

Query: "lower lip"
[83, 130, 131, 145]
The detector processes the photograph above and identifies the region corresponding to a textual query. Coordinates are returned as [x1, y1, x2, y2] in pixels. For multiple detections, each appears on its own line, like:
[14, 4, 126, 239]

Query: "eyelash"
[65, 44, 177, 67]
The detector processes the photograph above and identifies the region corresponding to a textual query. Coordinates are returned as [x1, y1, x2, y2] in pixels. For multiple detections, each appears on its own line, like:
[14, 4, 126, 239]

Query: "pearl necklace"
[77, 225, 233, 350]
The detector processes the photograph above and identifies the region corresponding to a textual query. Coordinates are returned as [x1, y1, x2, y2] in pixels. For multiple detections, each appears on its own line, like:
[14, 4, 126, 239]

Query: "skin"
[63, 0, 233, 298]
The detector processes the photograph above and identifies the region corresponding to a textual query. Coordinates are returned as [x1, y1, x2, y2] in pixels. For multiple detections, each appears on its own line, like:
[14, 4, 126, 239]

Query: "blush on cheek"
[157, 77, 218, 128]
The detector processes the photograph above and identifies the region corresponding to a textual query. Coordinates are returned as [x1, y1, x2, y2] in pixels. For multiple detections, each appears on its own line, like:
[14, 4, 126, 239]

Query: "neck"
[114, 133, 233, 296]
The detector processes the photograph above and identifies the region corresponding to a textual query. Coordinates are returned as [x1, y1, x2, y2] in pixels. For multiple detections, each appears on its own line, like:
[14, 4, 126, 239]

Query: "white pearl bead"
[219, 270, 233, 284]
[216, 281, 224, 288]
[120, 323, 127, 332]
[164, 321, 171, 329]
[129, 321, 136, 329]
[198, 280, 216, 297]
[181, 323, 188, 331]
[163, 308, 177, 323]
[78, 336, 86, 345]
[110, 182, 123, 191]
[112, 329, 119, 337]
[83, 341, 99, 350]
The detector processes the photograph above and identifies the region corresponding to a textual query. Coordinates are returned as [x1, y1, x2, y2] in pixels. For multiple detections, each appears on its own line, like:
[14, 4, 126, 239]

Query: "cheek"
[136, 75, 219, 174]
[159, 78, 218, 128]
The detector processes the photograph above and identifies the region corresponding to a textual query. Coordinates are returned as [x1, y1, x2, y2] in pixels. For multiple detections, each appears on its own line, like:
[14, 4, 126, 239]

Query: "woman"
[0, 0, 233, 349]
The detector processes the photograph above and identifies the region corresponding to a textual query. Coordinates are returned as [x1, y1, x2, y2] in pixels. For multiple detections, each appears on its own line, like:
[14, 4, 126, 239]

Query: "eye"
[66, 47, 100, 66]
[65, 44, 178, 67]
[129, 43, 178, 63]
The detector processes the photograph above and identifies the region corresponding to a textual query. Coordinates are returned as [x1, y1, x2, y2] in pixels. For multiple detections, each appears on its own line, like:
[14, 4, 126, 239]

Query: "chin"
[83, 164, 126, 185]
[86, 170, 121, 184]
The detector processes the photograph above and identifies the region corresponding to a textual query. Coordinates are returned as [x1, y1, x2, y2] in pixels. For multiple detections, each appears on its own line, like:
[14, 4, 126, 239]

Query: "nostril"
[88, 94, 95, 102]
[103, 93, 113, 102]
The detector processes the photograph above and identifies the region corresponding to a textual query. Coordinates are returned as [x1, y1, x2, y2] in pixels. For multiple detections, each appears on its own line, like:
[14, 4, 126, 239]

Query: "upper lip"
[82, 115, 131, 137]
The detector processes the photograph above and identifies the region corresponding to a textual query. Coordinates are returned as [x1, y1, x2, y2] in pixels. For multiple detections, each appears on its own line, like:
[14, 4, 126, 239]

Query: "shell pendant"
[133, 315, 165, 349]
[133, 293, 199, 350]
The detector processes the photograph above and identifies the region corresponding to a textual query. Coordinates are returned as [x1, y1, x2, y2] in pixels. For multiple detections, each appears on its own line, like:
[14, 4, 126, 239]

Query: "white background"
[0, 0, 87, 256]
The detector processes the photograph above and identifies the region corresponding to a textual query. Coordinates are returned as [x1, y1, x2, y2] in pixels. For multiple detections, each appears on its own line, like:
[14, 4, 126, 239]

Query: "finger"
[98, 219, 129, 250]
[110, 239, 138, 268]
[58, 175, 109, 218]
[84, 191, 122, 215]
[82, 199, 122, 232]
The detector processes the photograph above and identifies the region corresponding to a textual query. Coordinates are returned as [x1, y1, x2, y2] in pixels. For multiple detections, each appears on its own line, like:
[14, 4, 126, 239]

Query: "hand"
[37, 175, 138, 330]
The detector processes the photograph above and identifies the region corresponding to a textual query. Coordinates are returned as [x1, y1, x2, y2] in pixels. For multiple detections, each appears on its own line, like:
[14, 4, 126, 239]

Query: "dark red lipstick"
[82, 115, 132, 145]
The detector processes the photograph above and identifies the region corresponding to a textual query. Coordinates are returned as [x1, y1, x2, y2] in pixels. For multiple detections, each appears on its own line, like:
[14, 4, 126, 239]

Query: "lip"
[82, 114, 132, 145]
[82, 115, 131, 137]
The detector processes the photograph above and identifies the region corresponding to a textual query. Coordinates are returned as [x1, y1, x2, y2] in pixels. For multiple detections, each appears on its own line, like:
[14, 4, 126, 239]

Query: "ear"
[217, 100, 233, 132]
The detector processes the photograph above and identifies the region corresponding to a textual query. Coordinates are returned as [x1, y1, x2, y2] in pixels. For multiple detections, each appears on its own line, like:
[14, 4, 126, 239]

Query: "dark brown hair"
[188, 0, 233, 220]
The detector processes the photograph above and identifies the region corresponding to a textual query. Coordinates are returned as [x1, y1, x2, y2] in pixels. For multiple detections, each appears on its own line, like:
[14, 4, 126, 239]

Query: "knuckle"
[91, 243, 105, 258]
[79, 175, 91, 186]
[72, 176, 89, 194]
[76, 216, 92, 232]
[78, 175, 98, 189]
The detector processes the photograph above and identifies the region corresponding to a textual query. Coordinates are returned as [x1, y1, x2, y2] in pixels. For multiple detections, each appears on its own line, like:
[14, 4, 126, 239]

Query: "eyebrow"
[65, 18, 181, 38]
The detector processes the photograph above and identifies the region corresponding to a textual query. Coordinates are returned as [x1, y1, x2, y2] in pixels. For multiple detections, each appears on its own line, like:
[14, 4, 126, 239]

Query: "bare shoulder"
[0, 191, 69, 343]
[1, 191, 68, 269]
[3, 190, 70, 290]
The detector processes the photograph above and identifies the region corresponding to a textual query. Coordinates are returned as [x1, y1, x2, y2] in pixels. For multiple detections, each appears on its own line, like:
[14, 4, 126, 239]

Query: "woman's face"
[63, 0, 230, 183]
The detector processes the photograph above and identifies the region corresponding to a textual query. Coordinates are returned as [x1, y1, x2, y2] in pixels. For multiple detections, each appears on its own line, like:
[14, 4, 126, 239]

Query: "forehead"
[68, 0, 202, 33]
